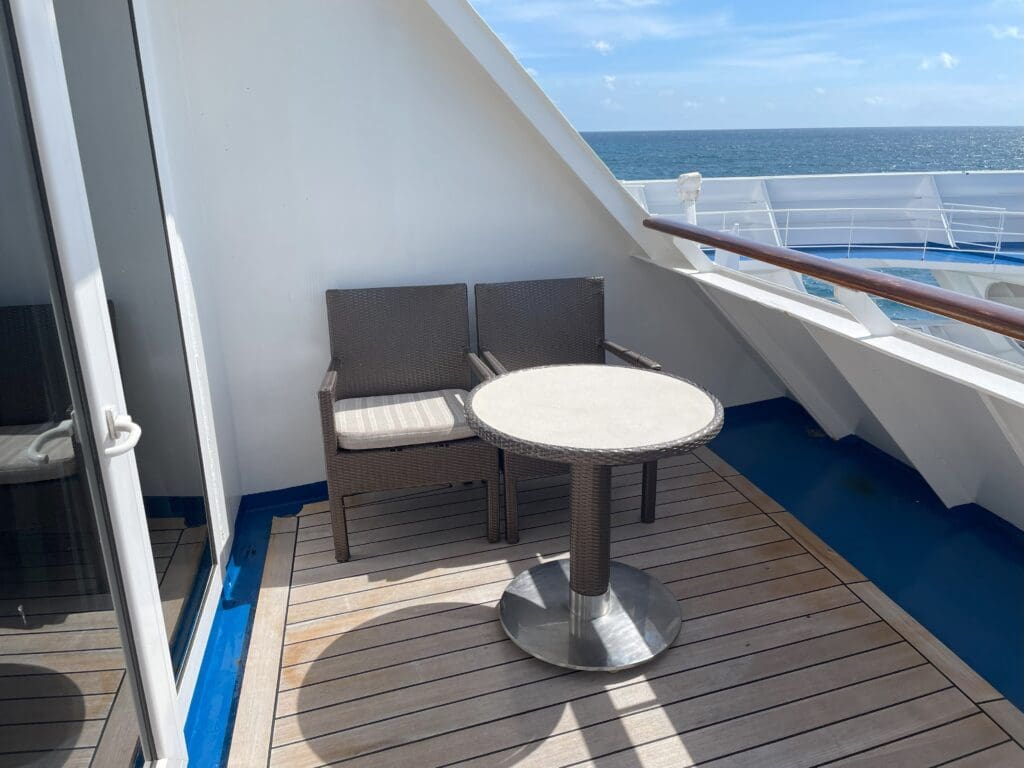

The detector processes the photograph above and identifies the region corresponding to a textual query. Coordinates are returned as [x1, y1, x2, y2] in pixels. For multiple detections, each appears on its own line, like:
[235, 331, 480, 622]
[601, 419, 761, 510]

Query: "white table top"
[465, 365, 721, 463]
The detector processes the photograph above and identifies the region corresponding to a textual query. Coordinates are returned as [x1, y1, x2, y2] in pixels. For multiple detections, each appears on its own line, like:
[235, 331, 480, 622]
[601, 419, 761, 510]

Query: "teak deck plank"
[946, 742, 1024, 767]
[849, 581, 1002, 704]
[828, 712, 1009, 767]
[0, 514, 203, 767]
[227, 516, 297, 768]
[225, 455, 1022, 768]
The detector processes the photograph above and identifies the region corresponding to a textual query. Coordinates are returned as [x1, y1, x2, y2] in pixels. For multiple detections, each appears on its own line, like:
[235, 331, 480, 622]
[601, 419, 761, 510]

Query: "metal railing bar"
[642, 216, 1024, 342]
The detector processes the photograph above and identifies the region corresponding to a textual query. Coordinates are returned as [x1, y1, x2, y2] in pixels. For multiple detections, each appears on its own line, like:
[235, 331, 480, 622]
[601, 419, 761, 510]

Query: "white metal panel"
[810, 328, 1024, 526]
[703, 289, 863, 440]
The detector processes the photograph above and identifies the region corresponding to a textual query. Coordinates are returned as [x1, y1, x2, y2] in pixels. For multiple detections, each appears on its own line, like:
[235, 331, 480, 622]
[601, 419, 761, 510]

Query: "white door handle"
[104, 408, 142, 457]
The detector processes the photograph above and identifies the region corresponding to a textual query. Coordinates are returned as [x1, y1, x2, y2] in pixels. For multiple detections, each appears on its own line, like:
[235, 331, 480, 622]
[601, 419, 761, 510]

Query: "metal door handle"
[104, 408, 142, 457]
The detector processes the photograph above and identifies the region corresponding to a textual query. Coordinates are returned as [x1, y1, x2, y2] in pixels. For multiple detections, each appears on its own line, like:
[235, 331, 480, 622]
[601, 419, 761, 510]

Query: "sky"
[470, 0, 1024, 131]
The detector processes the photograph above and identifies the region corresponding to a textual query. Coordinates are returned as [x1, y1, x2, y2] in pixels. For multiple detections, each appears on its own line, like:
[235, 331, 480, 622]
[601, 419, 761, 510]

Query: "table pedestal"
[498, 465, 681, 672]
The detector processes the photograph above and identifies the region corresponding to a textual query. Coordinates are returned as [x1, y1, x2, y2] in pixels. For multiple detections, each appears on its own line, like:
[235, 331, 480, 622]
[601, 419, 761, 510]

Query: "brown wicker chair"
[319, 283, 501, 562]
[474, 276, 662, 543]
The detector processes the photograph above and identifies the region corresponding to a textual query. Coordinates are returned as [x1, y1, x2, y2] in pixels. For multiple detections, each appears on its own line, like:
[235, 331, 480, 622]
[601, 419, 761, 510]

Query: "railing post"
[996, 211, 1005, 261]
[835, 287, 896, 337]
[847, 210, 854, 258]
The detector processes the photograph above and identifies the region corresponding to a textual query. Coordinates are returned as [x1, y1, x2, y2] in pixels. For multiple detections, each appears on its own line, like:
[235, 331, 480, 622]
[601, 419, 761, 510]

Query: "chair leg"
[485, 477, 500, 544]
[504, 474, 520, 544]
[640, 460, 658, 524]
[329, 491, 351, 562]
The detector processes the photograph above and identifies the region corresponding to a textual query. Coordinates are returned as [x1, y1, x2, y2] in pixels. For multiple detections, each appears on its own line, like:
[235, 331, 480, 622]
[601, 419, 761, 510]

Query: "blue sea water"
[582, 126, 1024, 180]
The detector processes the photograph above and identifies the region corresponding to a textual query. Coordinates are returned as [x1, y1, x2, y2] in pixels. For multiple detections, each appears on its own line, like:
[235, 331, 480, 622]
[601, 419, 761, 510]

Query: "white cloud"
[814, 86, 827, 95]
[989, 25, 1024, 40]
[864, 95, 890, 105]
[683, 100, 700, 108]
[919, 51, 959, 70]
[603, 74, 617, 90]
[526, 67, 539, 77]
[482, 1, 730, 44]
[601, 96, 623, 110]
[595, 0, 664, 7]
[591, 39, 614, 54]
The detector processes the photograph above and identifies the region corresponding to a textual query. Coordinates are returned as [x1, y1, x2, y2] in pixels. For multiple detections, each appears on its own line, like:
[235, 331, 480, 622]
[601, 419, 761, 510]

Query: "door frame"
[7, 1, 188, 763]
[124, 0, 235, 716]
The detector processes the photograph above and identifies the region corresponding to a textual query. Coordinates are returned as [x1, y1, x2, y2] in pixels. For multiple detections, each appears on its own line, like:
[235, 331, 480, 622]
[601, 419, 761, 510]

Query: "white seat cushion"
[0, 423, 77, 485]
[333, 389, 475, 450]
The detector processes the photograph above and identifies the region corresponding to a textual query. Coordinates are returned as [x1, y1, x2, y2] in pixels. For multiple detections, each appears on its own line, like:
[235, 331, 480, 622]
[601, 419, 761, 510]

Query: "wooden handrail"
[643, 216, 1024, 342]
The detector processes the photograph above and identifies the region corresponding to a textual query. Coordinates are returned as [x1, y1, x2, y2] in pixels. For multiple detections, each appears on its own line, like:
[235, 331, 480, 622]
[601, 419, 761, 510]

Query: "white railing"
[696, 205, 1024, 262]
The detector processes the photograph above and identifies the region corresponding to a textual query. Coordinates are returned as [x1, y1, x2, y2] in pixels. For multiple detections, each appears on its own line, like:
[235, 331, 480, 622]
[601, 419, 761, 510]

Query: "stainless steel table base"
[498, 559, 682, 672]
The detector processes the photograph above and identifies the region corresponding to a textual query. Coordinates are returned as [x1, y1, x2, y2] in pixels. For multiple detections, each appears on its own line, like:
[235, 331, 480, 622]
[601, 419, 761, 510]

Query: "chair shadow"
[292, 600, 566, 766]
[292, 592, 665, 768]
[339, 477, 574, 589]
[0, 663, 86, 765]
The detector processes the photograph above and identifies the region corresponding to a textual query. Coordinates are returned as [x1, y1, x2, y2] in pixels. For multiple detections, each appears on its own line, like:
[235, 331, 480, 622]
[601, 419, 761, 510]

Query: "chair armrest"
[467, 351, 496, 382]
[481, 350, 509, 376]
[601, 339, 662, 370]
[318, 359, 340, 456]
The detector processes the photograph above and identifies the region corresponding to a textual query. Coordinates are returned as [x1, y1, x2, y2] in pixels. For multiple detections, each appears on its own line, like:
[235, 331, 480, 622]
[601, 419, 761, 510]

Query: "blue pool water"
[723, 246, 1024, 326]
[711, 398, 1024, 711]
[583, 126, 1024, 180]
[794, 248, 1024, 326]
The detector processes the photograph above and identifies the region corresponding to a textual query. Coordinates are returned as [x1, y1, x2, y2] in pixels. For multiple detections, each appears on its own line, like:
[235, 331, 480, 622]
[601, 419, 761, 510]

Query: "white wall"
[133, 0, 781, 495]
[53, 0, 206, 499]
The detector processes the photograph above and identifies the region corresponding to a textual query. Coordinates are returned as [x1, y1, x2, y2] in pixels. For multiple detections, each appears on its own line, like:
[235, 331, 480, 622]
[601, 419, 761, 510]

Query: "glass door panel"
[2, 2, 185, 764]
[0, 11, 144, 766]
[53, 0, 216, 683]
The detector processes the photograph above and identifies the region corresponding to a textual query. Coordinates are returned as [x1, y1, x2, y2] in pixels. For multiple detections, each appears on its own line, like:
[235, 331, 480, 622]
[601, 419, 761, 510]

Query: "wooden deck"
[0, 517, 207, 767]
[231, 449, 1024, 768]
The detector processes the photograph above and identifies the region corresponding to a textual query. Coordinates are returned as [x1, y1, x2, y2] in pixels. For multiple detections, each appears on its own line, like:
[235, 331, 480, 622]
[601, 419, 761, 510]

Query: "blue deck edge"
[183, 481, 327, 767]
[709, 397, 1024, 710]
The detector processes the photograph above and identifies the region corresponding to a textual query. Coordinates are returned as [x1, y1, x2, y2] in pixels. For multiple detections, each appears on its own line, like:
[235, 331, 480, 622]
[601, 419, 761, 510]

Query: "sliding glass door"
[2, 2, 186, 765]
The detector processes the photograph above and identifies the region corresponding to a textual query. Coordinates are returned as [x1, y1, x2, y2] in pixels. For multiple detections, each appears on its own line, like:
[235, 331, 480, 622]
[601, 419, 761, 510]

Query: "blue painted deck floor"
[710, 397, 1024, 711]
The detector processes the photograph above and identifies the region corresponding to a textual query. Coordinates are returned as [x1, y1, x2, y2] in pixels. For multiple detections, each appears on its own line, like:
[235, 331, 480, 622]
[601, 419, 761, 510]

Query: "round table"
[465, 364, 723, 671]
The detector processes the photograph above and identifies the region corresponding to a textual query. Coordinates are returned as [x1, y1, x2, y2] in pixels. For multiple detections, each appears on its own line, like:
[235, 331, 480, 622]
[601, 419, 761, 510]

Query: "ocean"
[581, 126, 1024, 180]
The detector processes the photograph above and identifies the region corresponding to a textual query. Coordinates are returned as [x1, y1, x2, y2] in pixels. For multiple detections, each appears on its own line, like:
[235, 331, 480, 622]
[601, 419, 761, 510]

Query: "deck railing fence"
[696, 205, 1024, 261]
[642, 216, 1024, 343]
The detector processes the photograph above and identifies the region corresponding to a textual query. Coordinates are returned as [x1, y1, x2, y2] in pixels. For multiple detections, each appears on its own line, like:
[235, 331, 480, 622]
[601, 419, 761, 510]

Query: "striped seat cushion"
[333, 389, 475, 450]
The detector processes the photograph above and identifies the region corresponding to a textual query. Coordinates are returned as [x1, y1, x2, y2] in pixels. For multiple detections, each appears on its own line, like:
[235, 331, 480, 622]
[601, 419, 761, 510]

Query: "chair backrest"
[475, 277, 605, 371]
[326, 283, 472, 398]
[0, 304, 72, 426]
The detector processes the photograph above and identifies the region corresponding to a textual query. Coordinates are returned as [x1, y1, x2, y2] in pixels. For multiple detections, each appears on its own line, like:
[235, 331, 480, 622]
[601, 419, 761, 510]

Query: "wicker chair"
[474, 276, 662, 543]
[319, 283, 501, 562]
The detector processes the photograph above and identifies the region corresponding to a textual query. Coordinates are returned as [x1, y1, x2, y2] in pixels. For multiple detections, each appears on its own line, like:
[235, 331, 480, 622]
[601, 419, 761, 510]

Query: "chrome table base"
[498, 559, 681, 672]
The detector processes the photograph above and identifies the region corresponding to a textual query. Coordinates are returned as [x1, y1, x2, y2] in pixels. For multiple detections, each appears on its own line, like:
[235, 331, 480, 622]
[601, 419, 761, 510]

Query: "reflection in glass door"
[0, 10, 145, 766]
[1, 3, 185, 764]
[53, 0, 216, 684]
